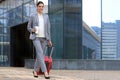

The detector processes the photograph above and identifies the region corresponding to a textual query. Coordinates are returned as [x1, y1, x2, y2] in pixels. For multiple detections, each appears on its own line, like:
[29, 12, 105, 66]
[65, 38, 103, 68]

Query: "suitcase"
[37, 46, 54, 75]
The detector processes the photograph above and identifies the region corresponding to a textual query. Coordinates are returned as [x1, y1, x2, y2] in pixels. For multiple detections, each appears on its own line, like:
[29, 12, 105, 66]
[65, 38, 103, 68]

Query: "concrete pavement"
[0, 67, 120, 80]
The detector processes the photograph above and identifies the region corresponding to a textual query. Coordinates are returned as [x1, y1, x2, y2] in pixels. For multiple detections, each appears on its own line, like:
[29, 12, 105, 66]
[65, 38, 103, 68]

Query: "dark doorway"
[10, 22, 34, 67]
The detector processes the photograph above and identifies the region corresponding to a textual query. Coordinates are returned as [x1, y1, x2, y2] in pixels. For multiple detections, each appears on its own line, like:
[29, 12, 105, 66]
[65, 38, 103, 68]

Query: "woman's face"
[37, 3, 44, 13]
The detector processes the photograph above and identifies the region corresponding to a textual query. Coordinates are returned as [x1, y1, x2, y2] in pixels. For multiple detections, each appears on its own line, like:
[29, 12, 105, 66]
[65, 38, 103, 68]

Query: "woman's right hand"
[48, 40, 52, 47]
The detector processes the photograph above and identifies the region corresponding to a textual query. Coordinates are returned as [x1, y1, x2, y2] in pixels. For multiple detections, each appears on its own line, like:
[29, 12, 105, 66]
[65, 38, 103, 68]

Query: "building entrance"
[10, 23, 34, 67]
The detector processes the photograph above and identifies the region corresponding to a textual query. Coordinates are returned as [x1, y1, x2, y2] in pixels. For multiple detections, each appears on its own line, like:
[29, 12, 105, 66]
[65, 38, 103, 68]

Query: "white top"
[36, 14, 45, 38]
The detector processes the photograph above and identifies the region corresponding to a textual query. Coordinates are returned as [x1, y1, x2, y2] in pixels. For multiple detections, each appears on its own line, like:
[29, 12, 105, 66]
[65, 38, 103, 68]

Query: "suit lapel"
[43, 14, 46, 26]
[43, 14, 47, 33]
[35, 13, 39, 26]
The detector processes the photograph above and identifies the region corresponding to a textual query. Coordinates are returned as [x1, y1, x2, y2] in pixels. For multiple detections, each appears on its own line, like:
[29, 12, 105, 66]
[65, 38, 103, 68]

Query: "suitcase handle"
[44, 45, 54, 58]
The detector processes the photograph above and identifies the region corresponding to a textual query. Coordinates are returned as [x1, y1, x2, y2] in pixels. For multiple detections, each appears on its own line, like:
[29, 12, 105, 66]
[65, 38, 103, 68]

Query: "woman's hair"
[36, 1, 44, 7]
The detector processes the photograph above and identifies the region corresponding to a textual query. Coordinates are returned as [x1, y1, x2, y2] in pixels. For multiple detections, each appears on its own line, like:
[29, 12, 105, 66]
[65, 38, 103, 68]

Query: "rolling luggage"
[37, 46, 54, 75]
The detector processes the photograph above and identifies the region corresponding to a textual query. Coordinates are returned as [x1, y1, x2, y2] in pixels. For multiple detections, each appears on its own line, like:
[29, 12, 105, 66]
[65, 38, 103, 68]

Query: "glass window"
[23, 3, 30, 22]
[101, 0, 120, 60]
[64, 0, 82, 59]
[29, 1, 36, 15]
[14, 6, 22, 24]
[49, 0, 64, 59]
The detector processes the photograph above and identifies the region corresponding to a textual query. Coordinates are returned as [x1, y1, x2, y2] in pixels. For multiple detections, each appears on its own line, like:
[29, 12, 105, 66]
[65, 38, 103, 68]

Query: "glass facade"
[102, 23, 117, 60]
[116, 20, 120, 59]
[0, 0, 35, 66]
[101, 0, 120, 60]
[49, 0, 82, 59]
[82, 23, 101, 59]
[0, 0, 100, 66]
[48, 0, 64, 59]
[64, 0, 82, 59]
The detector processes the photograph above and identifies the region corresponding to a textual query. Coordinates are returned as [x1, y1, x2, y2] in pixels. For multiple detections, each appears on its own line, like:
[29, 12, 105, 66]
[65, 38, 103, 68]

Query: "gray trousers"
[32, 37, 47, 72]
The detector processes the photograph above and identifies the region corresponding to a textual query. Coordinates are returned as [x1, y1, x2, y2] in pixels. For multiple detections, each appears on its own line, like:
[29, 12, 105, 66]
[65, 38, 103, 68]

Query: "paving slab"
[0, 67, 120, 80]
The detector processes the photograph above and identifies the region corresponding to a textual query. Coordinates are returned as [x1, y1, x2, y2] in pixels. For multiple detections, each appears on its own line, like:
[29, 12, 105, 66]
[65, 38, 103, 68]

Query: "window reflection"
[49, 0, 64, 59]
[0, 0, 35, 66]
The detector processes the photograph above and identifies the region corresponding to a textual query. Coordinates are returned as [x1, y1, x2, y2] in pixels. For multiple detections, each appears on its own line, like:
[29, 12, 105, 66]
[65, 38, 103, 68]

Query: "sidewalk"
[0, 67, 120, 80]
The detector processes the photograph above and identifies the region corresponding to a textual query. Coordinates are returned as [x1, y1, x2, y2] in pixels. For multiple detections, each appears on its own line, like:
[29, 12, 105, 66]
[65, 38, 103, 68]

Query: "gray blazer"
[27, 13, 51, 41]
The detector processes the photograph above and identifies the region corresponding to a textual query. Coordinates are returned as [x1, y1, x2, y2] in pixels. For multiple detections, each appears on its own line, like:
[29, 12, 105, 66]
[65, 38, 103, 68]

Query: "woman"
[27, 1, 52, 79]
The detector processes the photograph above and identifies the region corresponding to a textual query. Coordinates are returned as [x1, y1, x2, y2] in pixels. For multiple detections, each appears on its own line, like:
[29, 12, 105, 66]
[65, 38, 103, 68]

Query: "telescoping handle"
[44, 45, 54, 58]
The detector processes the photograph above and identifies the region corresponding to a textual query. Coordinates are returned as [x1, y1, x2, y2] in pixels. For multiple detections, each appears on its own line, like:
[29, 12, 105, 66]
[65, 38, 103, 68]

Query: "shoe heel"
[33, 71, 38, 78]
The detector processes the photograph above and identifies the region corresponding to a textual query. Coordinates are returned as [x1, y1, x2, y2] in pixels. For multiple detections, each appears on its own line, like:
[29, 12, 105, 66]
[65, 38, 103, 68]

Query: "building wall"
[49, 0, 83, 59]
[116, 20, 120, 59]
[48, 0, 64, 59]
[0, 0, 35, 66]
[102, 23, 117, 60]
[91, 26, 101, 38]
[83, 24, 101, 59]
